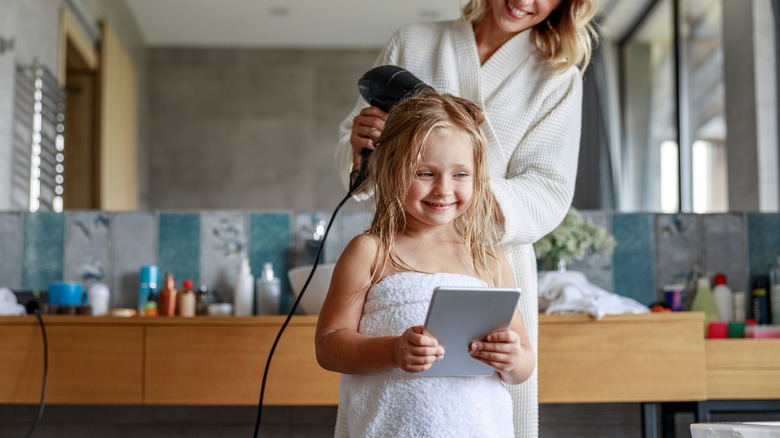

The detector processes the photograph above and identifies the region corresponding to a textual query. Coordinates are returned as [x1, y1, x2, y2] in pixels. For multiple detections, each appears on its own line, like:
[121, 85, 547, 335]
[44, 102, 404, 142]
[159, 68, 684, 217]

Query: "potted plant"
[534, 208, 617, 272]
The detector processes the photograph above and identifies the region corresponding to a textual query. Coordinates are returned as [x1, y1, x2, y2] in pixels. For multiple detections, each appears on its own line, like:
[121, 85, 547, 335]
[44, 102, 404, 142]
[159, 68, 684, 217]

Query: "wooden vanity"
[1, 312, 776, 406]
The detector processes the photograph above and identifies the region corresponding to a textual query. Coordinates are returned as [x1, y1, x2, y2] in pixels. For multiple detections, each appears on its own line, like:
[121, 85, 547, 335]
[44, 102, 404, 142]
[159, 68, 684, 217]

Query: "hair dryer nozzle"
[358, 65, 431, 113]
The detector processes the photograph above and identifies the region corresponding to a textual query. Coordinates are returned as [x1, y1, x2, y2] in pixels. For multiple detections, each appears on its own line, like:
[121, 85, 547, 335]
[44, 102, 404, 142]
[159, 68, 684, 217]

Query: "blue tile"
[113, 212, 157, 309]
[746, 213, 780, 281]
[249, 212, 291, 311]
[612, 214, 655, 305]
[158, 213, 201, 287]
[0, 212, 22, 289]
[200, 211, 247, 304]
[64, 211, 112, 283]
[22, 212, 65, 291]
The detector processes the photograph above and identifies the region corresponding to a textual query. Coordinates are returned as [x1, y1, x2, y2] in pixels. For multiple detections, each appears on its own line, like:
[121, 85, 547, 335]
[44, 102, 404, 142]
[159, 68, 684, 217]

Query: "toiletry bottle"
[179, 279, 196, 317]
[691, 277, 720, 335]
[139, 265, 159, 316]
[88, 282, 110, 317]
[158, 273, 178, 316]
[234, 255, 254, 316]
[256, 262, 281, 315]
[732, 290, 748, 323]
[712, 273, 733, 322]
[145, 291, 159, 317]
[770, 257, 780, 324]
[751, 275, 770, 324]
[196, 285, 210, 316]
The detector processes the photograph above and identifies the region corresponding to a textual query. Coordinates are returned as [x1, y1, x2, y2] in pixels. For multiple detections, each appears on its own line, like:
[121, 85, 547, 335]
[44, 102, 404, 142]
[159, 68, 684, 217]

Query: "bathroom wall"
[2, 209, 779, 309]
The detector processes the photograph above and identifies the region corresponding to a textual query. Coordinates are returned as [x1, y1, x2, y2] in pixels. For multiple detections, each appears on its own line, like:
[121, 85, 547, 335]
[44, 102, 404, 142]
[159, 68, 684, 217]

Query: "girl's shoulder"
[343, 233, 380, 258]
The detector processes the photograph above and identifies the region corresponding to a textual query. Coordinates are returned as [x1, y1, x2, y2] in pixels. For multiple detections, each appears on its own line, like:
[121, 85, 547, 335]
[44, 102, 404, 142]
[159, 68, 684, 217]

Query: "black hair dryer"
[351, 65, 431, 193]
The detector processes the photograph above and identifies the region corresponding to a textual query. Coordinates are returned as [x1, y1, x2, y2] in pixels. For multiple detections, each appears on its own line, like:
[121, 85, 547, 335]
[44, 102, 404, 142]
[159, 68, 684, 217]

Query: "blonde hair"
[363, 89, 501, 287]
[462, 0, 599, 75]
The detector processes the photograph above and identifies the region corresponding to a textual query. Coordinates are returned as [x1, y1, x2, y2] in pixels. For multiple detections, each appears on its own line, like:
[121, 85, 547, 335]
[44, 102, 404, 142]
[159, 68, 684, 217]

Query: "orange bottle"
[158, 273, 178, 316]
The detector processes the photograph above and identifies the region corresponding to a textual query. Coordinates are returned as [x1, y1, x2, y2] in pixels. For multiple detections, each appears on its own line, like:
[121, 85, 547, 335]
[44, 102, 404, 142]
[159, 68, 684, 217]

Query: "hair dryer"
[350, 65, 432, 193]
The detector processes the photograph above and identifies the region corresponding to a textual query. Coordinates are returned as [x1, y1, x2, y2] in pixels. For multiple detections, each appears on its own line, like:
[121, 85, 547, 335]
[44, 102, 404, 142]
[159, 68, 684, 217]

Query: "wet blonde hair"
[362, 88, 501, 287]
[462, 0, 599, 75]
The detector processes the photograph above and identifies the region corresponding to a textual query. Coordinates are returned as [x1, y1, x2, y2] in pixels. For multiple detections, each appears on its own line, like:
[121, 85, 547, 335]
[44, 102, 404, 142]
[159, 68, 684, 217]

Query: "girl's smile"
[403, 128, 475, 229]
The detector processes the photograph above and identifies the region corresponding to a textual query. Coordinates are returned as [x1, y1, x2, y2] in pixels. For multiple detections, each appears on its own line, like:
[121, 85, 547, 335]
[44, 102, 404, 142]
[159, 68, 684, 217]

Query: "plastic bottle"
[770, 256, 780, 324]
[139, 265, 159, 315]
[732, 290, 748, 323]
[691, 277, 720, 335]
[196, 285, 211, 316]
[158, 273, 178, 316]
[234, 255, 254, 316]
[751, 275, 770, 324]
[179, 279, 196, 317]
[87, 282, 110, 316]
[256, 262, 281, 315]
[712, 273, 733, 322]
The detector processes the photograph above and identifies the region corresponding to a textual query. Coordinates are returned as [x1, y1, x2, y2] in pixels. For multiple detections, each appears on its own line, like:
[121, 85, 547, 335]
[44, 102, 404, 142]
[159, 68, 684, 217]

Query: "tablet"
[416, 286, 521, 377]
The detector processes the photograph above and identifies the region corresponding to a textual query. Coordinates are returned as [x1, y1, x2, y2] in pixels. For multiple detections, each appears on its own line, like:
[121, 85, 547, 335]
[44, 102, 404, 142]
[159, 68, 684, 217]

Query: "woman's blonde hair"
[363, 88, 501, 287]
[462, 0, 599, 75]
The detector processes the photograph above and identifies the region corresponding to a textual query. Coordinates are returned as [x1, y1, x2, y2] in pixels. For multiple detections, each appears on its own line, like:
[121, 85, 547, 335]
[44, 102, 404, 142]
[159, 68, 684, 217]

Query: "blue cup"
[48, 282, 86, 306]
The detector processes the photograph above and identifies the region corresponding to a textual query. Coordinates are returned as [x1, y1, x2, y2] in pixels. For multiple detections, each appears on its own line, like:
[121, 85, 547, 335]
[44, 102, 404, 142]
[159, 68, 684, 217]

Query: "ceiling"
[123, 0, 630, 49]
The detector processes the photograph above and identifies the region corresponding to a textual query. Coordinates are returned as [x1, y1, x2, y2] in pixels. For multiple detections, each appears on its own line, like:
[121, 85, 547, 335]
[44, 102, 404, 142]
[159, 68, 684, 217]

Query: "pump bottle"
[234, 255, 254, 316]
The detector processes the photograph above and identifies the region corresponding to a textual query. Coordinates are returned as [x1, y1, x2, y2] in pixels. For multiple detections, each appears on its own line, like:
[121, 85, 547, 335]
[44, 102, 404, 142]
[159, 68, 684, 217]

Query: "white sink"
[287, 263, 335, 314]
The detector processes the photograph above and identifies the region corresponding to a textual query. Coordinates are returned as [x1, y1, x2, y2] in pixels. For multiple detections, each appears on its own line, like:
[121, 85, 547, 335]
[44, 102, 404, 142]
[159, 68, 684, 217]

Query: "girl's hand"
[394, 325, 445, 373]
[350, 106, 388, 162]
[468, 329, 525, 377]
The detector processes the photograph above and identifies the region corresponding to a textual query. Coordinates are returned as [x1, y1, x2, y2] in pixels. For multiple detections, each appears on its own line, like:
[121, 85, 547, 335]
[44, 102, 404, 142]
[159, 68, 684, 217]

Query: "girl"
[336, 2, 599, 436]
[317, 89, 535, 437]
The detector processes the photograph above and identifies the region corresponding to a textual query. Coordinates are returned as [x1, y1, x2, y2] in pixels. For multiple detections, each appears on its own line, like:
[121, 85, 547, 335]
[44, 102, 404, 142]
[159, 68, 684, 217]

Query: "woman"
[334, 1, 598, 436]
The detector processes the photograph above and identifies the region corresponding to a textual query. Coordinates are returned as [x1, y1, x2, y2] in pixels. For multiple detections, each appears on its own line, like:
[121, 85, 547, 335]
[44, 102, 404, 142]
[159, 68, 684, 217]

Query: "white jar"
[88, 282, 110, 316]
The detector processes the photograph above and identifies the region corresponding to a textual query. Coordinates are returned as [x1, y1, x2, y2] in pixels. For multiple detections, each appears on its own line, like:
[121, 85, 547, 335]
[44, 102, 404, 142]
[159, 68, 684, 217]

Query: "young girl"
[316, 89, 535, 437]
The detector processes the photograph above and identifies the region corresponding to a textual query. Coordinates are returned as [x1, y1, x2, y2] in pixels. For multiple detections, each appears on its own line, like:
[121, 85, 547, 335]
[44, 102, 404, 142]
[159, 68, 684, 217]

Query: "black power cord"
[25, 304, 48, 438]
[252, 191, 353, 437]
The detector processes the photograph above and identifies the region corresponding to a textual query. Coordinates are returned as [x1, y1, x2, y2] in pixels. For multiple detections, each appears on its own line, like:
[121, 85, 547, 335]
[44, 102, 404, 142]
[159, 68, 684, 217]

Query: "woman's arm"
[488, 67, 583, 246]
[314, 234, 443, 374]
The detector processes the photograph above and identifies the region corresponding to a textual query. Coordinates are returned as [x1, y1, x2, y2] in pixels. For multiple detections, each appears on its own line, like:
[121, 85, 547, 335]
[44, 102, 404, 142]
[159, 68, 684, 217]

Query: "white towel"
[339, 272, 513, 438]
[0, 288, 26, 316]
[537, 271, 650, 320]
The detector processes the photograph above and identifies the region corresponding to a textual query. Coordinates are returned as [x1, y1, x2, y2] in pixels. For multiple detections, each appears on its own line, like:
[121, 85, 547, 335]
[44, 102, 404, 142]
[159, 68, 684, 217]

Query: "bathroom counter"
[2, 312, 763, 406]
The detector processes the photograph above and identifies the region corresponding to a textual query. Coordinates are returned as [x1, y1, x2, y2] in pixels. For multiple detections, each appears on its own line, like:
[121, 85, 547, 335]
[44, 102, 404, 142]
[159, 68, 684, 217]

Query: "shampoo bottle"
[234, 255, 254, 316]
[158, 273, 178, 316]
[751, 275, 770, 324]
[691, 277, 720, 335]
[179, 279, 196, 317]
[712, 273, 733, 322]
[256, 262, 281, 315]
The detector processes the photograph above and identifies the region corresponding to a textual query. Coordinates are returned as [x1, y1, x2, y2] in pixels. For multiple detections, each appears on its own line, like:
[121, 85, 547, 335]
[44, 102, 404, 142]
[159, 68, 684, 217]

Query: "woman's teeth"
[506, 1, 528, 17]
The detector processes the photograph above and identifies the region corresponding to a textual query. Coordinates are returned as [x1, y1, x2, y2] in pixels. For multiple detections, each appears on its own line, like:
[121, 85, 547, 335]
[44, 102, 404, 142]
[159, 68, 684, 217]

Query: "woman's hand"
[394, 325, 444, 373]
[350, 106, 388, 164]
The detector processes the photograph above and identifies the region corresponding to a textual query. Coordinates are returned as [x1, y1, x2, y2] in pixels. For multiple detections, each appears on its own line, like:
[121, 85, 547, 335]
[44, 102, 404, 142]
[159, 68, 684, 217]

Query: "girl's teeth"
[507, 2, 528, 17]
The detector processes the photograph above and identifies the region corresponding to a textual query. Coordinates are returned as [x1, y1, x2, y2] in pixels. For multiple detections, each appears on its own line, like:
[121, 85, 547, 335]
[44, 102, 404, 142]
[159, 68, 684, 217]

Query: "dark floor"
[2, 403, 779, 437]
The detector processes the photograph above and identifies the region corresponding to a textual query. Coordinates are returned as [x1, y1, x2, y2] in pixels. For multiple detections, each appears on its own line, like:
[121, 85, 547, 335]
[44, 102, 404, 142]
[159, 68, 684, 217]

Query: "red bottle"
[158, 273, 178, 316]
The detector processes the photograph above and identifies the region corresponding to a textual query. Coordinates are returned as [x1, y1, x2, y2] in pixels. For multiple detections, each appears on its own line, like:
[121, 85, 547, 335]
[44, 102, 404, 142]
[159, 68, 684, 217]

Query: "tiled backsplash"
[1, 210, 778, 310]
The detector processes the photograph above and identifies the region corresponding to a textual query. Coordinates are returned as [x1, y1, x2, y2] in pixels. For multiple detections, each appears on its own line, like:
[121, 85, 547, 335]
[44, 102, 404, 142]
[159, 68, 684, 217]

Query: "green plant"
[534, 208, 617, 271]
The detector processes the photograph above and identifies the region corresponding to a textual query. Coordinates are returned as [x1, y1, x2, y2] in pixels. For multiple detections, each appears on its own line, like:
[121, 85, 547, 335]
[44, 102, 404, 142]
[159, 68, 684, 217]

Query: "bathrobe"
[335, 19, 582, 438]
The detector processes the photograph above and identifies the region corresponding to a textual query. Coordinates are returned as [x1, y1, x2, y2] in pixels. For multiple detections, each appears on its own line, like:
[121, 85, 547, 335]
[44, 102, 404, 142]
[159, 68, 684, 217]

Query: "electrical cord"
[253, 190, 354, 437]
[26, 309, 48, 438]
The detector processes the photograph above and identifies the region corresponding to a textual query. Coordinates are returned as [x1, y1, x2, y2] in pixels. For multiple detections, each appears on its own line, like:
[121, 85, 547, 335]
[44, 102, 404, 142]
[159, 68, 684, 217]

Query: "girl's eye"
[454, 173, 469, 179]
[416, 172, 434, 178]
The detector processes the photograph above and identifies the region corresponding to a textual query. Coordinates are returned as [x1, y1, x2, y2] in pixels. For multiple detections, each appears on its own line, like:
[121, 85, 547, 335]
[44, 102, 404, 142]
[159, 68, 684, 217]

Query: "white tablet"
[416, 286, 521, 377]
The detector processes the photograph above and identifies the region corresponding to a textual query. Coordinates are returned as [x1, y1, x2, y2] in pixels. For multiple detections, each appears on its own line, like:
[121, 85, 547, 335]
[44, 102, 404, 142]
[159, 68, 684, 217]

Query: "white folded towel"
[537, 271, 649, 319]
[0, 287, 27, 316]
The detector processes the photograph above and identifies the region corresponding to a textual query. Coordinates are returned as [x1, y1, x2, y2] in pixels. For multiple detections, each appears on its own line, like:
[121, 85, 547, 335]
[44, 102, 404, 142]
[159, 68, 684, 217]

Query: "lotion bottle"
[179, 279, 196, 317]
[712, 273, 733, 322]
[234, 255, 254, 316]
[256, 262, 281, 315]
[158, 273, 178, 316]
[691, 277, 720, 335]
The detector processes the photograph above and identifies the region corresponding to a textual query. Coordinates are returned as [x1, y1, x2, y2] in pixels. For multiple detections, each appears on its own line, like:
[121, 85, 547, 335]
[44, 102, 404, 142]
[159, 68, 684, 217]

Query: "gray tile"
[655, 214, 700, 305]
[0, 212, 22, 289]
[200, 210, 248, 304]
[112, 212, 157, 310]
[22, 212, 64, 291]
[336, 209, 372, 264]
[746, 213, 780, 280]
[700, 213, 749, 293]
[63, 211, 112, 284]
[569, 210, 614, 292]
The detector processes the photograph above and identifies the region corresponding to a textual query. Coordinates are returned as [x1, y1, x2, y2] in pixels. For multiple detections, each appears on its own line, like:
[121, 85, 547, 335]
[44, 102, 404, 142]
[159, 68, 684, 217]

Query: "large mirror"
[1, 0, 778, 213]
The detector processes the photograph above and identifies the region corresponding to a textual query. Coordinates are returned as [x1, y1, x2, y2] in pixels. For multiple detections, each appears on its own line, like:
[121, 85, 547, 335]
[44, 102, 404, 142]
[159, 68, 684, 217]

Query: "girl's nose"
[434, 177, 452, 196]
